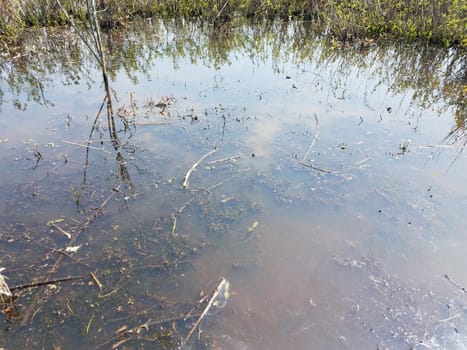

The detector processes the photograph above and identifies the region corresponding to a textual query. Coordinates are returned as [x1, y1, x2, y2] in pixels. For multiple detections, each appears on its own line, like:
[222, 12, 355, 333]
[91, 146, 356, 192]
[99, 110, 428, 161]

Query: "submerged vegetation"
[0, 0, 466, 47]
[0, 2, 466, 348]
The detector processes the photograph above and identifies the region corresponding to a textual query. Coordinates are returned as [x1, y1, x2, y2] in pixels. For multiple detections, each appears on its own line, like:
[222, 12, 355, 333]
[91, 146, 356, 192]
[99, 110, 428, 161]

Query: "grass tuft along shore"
[0, 0, 466, 48]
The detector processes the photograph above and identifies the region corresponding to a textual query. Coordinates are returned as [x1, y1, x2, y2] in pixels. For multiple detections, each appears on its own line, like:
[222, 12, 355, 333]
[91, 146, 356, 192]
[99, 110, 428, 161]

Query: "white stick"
[302, 113, 320, 162]
[182, 149, 216, 188]
[0, 268, 12, 297]
[206, 155, 240, 165]
[183, 277, 227, 345]
[62, 140, 111, 154]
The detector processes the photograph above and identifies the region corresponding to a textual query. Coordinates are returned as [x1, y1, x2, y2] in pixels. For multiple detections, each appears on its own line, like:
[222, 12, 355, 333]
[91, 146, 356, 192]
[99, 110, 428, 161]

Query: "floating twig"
[420, 144, 465, 149]
[206, 155, 240, 165]
[111, 337, 131, 349]
[114, 325, 129, 335]
[62, 140, 111, 153]
[444, 274, 467, 294]
[90, 272, 103, 290]
[84, 313, 95, 335]
[302, 113, 320, 162]
[0, 268, 12, 298]
[183, 277, 229, 345]
[32, 149, 42, 170]
[98, 280, 128, 299]
[177, 195, 199, 214]
[10, 275, 85, 292]
[298, 161, 332, 173]
[183, 295, 208, 321]
[355, 157, 371, 167]
[182, 149, 216, 188]
[48, 222, 72, 239]
[171, 216, 177, 237]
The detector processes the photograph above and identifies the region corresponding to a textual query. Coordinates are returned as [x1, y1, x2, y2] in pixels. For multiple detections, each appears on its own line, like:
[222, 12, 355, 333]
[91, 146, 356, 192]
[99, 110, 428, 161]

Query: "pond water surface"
[0, 20, 466, 349]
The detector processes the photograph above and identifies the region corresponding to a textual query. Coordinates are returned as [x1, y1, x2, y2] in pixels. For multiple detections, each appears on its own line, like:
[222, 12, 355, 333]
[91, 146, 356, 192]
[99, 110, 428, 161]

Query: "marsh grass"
[0, 0, 466, 47]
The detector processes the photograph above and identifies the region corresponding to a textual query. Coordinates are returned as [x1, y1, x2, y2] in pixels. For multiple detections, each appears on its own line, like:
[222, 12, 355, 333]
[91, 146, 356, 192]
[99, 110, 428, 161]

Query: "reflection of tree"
[64, 2, 134, 189]
[0, 19, 465, 142]
[55, 0, 134, 189]
[83, 88, 133, 188]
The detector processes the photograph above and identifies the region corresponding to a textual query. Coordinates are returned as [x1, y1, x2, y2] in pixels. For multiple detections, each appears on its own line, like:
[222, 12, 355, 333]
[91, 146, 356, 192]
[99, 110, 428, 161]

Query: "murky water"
[0, 20, 466, 349]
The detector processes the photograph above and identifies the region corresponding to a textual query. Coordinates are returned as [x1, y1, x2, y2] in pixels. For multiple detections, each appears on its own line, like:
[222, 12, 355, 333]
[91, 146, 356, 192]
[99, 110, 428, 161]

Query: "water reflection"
[0, 19, 466, 349]
[1, 20, 465, 125]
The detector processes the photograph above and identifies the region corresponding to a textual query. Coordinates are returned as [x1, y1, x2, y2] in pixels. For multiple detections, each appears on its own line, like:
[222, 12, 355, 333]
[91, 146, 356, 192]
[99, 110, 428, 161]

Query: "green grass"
[0, 0, 466, 47]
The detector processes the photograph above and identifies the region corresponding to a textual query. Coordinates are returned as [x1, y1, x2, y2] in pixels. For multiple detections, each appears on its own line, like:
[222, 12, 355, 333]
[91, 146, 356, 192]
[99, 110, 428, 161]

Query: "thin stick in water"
[171, 216, 177, 237]
[48, 223, 72, 239]
[206, 155, 240, 165]
[298, 161, 332, 173]
[183, 277, 228, 345]
[10, 275, 85, 292]
[90, 272, 103, 290]
[182, 149, 216, 188]
[62, 140, 111, 153]
[302, 113, 320, 162]
[444, 274, 467, 293]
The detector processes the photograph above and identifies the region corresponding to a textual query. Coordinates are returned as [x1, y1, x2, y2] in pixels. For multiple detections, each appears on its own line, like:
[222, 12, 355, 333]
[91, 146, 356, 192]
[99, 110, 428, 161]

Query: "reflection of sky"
[121, 42, 466, 348]
[0, 24, 466, 349]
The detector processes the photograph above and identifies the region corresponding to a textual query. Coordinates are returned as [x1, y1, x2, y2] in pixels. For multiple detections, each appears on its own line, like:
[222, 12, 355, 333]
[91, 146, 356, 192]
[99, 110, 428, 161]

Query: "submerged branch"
[183, 277, 229, 345]
[10, 275, 85, 292]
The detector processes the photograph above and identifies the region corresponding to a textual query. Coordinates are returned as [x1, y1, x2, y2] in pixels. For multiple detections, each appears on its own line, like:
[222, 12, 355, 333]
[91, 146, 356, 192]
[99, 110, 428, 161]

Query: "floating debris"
[65, 245, 82, 253]
[247, 221, 259, 233]
[182, 149, 217, 188]
[48, 220, 72, 239]
[0, 268, 12, 298]
[183, 277, 230, 345]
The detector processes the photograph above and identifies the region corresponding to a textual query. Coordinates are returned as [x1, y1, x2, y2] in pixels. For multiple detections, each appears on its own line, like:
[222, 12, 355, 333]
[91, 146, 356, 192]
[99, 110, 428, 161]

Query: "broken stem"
[171, 216, 177, 237]
[444, 274, 467, 294]
[49, 223, 72, 239]
[302, 113, 320, 162]
[206, 155, 240, 165]
[215, 0, 230, 19]
[10, 275, 85, 292]
[183, 277, 228, 345]
[90, 272, 103, 290]
[62, 140, 111, 154]
[298, 161, 332, 173]
[182, 149, 216, 188]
